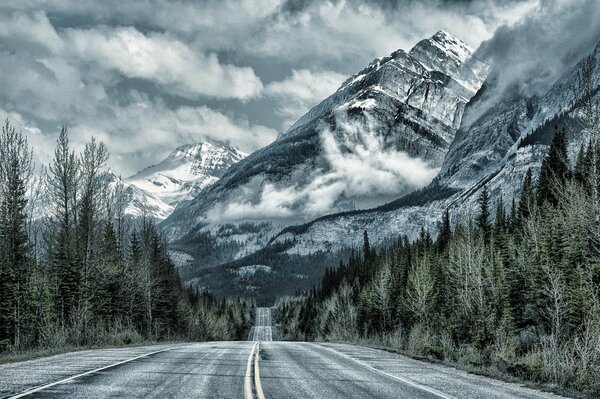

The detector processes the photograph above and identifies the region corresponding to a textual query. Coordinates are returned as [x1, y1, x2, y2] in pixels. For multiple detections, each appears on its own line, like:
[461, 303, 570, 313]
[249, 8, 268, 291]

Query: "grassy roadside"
[317, 339, 587, 399]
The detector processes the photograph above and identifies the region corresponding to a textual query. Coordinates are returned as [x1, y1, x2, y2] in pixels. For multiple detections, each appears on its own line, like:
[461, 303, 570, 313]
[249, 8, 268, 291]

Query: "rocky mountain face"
[268, 38, 600, 256]
[161, 31, 487, 247]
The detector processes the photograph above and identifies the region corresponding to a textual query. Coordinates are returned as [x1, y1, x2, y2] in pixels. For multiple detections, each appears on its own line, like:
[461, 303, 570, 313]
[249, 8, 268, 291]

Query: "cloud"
[0, 11, 62, 52]
[238, 0, 538, 72]
[209, 114, 438, 222]
[320, 116, 440, 194]
[465, 0, 600, 124]
[265, 69, 346, 128]
[63, 26, 263, 100]
[57, 97, 278, 176]
[0, 10, 273, 175]
[0, 11, 263, 100]
[0, 1, 540, 177]
[1, 1, 536, 72]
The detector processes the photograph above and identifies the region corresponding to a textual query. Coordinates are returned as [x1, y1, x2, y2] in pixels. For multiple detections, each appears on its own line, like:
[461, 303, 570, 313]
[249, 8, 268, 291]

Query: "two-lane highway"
[247, 307, 274, 341]
[0, 308, 567, 398]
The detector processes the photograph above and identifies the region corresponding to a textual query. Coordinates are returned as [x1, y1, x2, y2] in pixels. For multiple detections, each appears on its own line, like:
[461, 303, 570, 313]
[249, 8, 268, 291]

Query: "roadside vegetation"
[276, 125, 600, 397]
[0, 123, 254, 361]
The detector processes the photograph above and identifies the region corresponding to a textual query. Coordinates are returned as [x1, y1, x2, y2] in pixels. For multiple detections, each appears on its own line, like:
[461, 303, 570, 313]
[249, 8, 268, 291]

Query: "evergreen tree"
[46, 128, 80, 324]
[518, 168, 535, 224]
[477, 185, 491, 244]
[537, 129, 570, 206]
[77, 138, 109, 321]
[573, 144, 587, 185]
[363, 230, 371, 261]
[494, 196, 506, 231]
[0, 121, 34, 346]
[436, 209, 451, 252]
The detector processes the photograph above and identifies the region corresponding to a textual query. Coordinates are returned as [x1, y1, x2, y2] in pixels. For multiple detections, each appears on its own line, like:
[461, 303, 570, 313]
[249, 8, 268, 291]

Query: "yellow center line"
[254, 342, 266, 399]
[244, 342, 258, 399]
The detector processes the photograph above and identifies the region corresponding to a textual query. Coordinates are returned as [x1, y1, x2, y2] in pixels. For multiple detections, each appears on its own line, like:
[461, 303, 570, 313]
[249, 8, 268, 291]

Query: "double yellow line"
[244, 342, 266, 399]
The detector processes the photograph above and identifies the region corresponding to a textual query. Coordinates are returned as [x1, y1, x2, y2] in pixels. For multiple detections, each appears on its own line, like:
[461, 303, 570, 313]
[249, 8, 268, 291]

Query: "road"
[0, 308, 567, 399]
[247, 307, 274, 341]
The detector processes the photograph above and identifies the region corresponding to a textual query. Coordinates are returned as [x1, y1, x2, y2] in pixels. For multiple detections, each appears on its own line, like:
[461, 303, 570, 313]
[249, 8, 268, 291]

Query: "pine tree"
[537, 129, 570, 207]
[494, 196, 506, 231]
[509, 197, 517, 231]
[0, 121, 34, 346]
[47, 127, 80, 324]
[477, 185, 491, 244]
[363, 230, 371, 261]
[436, 209, 451, 252]
[77, 138, 109, 320]
[573, 144, 587, 185]
[94, 221, 122, 321]
[518, 168, 535, 224]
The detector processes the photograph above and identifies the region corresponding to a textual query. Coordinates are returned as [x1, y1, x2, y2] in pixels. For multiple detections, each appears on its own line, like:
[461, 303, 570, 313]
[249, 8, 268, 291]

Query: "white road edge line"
[7, 346, 178, 399]
[244, 342, 258, 399]
[314, 343, 456, 399]
[254, 342, 266, 399]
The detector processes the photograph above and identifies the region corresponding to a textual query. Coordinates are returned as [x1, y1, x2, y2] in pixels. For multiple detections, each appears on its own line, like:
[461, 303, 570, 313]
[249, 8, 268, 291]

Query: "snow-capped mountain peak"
[127, 142, 247, 208]
[418, 30, 474, 64]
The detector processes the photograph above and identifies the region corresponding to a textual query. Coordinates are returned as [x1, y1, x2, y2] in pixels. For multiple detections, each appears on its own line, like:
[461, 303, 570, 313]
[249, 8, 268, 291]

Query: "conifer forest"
[0, 123, 254, 352]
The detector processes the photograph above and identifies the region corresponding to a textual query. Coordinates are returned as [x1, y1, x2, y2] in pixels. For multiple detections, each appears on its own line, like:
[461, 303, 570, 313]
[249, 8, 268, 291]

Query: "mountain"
[162, 31, 487, 245]
[104, 172, 174, 220]
[31, 170, 172, 222]
[32, 142, 247, 223]
[127, 142, 247, 209]
[266, 38, 600, 256]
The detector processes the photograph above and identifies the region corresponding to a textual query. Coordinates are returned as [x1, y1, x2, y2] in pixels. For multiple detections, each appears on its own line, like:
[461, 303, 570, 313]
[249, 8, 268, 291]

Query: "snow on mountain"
[269, 38, 600, 256]
[31, 142, 246, 223]
[127, 142, 247, 208]
[31, 170, 173, 221]
[162, 31, 487, 246]
[103, 171, 174, 220]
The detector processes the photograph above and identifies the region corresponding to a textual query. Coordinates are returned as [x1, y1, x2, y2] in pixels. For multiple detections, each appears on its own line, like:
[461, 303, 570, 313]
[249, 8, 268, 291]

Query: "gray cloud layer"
[0, 0, 537, 175]
[465, 0, 600, 124]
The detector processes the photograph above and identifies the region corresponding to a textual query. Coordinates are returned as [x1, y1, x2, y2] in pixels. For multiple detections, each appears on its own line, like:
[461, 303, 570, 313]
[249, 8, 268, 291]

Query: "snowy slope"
[127, 142, 247, 208]
[32, 142, 247, 222]
[269, 38, 600, 256]
[162, 31, 487, 244]
[32, 170, 173, 221]
[105, 172, 174, 220]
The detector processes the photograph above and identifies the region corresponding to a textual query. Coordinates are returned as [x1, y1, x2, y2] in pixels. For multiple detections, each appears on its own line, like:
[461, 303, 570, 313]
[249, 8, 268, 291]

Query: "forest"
[0, 122, 254, 355]
[275, 130, 600, 397]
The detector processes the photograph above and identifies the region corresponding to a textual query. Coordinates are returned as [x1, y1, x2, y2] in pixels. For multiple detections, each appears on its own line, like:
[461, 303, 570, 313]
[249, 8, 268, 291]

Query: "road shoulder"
[0, 343, 188, 398]
[317, 343, 570, 399]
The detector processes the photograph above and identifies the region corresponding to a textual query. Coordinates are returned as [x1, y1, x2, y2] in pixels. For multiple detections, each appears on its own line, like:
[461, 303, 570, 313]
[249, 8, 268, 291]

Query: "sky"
[0, 0, 542, 175]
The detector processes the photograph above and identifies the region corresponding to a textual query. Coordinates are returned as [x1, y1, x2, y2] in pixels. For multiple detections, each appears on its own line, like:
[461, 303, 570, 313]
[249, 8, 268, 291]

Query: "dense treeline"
[186, 239, 347, 305]
[0, 122, 254, 352]
[276, 129, 600, 396]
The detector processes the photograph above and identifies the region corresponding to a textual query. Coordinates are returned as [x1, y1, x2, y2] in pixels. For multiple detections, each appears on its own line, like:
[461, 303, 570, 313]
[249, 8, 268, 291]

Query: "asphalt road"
[248, 307, 274, 341]
[0, 308, 567, 399]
